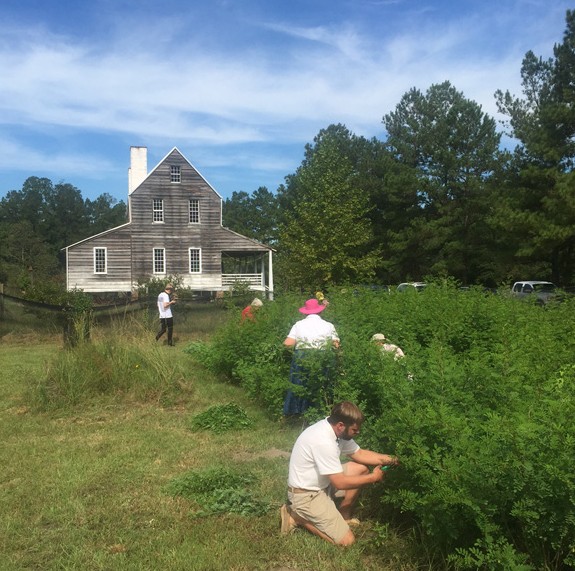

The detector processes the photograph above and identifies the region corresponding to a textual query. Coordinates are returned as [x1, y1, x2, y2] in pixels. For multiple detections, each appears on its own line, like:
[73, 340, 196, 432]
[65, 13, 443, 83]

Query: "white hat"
[251, 298, 263, 307]
[371, 333, 386, 341]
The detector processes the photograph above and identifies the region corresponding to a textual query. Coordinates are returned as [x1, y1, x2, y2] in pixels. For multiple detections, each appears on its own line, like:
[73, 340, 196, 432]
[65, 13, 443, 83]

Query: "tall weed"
[29, 317, 191, 409]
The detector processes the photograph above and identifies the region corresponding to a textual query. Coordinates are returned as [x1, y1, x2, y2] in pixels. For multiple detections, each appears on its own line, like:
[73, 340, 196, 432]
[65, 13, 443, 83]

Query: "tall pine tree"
[494, 10, 575, 284]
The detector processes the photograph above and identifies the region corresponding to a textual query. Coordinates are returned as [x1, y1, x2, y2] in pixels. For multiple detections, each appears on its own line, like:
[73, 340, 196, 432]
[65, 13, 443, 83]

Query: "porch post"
[267, 250, 274, 300]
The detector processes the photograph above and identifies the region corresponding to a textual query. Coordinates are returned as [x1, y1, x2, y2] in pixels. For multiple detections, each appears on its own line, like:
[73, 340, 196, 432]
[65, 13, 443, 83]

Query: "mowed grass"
[0, 304, 420, 571]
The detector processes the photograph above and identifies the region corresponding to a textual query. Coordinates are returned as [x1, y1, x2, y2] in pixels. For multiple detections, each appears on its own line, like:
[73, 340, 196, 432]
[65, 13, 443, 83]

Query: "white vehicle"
[397, 282, 427, 293]
[511, 281, 557, 304]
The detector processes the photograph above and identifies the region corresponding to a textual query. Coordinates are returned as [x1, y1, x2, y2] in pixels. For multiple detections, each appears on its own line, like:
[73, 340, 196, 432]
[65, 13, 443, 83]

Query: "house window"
[94, 247, 107, 274]
[153, 248, 166, 274]
[153, 199, 164, 222]
[189, 248, 201, 273]
[170, 165, 181, 183]
[189, 199, 200, 224]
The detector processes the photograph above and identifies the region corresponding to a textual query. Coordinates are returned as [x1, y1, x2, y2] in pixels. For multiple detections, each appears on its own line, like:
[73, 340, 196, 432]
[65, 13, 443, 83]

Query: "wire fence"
[0, 290, 240, 345]
[0, 291, 146, 343]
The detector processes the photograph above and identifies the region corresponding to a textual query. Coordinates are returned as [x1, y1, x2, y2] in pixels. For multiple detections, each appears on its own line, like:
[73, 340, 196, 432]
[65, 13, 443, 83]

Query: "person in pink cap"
[282, 298, 340, 415]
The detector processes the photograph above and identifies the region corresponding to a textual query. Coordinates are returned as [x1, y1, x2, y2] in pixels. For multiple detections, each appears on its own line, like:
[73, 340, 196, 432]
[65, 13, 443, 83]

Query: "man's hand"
[371, 465, 385, 483]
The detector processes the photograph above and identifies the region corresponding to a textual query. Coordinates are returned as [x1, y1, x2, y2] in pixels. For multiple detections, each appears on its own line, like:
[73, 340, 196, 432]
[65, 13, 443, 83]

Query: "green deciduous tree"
[0, 220, 60, 290]
[85, 193, 127, 236]
[277, 124, 381, 291]
[0, 177, 89, 253]
[44, 182, 90, 251]
[0, 177, 54, 234]
[222, 187, 278, 245]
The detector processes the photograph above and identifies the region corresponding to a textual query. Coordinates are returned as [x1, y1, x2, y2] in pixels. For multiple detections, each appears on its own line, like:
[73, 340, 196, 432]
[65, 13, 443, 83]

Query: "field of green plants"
[2, 288, 574, 570]
[188, 285, 575, 570]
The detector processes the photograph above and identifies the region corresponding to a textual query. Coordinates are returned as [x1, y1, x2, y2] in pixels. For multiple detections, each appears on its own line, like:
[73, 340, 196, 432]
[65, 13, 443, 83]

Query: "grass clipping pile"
[166, 403, 270, 517]
[188, 402, 252, 434]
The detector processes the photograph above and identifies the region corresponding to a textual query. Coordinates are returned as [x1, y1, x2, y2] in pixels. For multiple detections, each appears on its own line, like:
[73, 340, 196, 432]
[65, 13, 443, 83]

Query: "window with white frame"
[189, 199, 200, 224]
[153, 248, 166, 274]
[153, 199, 164, 222]
[189, 248, 201, 273]
[94, 247, 107, 274]
[170, 165, 181, 183]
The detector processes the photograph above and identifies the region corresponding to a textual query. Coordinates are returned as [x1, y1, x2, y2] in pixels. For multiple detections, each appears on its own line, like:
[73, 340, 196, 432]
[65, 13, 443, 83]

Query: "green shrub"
[450, 536, 533, 571]
[135, 274, 185, 297]
[185, 285, 575, 568]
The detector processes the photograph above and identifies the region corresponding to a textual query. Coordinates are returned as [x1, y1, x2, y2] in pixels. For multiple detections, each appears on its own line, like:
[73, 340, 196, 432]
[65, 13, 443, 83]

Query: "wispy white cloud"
[259, 20, 368, 61]
[0, 17, 522, 138]
[0, 137, 115, 177]
[0, 0, 572, 198]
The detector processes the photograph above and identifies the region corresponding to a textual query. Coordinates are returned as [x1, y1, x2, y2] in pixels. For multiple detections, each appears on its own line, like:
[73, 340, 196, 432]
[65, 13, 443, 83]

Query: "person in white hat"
[371, 333, 405, 360]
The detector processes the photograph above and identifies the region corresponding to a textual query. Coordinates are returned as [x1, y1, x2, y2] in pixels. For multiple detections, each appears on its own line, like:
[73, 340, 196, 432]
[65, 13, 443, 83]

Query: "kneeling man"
[281, 401, 399, 546]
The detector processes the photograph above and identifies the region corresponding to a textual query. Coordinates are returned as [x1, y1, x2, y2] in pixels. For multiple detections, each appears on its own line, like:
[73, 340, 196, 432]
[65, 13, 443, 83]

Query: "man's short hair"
[327, 401, 365, 427]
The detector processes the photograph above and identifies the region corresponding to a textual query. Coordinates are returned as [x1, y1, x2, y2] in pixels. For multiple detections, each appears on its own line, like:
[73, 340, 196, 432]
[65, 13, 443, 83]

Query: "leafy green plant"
[228, 279, 253, 298]
[188, 403, 252, 434]
[135, 274, 195, 301]
[165, 467, 269, 517]
[369, 522, 391, 549]
[449, 536, 533, 571]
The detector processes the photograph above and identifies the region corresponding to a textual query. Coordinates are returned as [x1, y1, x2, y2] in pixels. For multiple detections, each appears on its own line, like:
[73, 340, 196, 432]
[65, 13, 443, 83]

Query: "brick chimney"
[128, 146, 147, 194]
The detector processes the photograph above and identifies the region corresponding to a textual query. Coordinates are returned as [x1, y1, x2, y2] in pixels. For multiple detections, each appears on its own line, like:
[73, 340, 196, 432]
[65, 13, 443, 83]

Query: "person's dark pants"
[283, 349, 335, 415]
[156, 317, 174, 345]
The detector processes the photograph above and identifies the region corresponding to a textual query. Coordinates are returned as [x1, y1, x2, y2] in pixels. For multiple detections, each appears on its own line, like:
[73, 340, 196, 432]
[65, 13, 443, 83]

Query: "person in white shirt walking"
[155, 283, 176, 346]
[280, 401, 399, 546]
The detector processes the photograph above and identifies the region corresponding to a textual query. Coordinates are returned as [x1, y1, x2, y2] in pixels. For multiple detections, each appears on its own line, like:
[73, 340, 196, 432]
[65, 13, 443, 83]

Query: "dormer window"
[153, 199, 164, 222]
[170, 165, 181, 183]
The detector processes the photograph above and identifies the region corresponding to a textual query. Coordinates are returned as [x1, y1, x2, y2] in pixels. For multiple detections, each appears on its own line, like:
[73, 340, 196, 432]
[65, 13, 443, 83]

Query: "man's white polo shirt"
[288, 418, 359, 491]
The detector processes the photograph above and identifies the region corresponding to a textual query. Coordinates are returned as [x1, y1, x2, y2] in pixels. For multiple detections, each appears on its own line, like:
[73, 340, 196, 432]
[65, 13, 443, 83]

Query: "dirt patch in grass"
[232, 447, 291, 462]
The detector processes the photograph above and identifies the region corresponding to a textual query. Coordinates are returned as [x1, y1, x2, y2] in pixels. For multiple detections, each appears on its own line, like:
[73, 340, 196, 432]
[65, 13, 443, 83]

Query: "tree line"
[0, 177, 126, 292]
[224, 11, 575, 291]
[2, 11, 575, 295]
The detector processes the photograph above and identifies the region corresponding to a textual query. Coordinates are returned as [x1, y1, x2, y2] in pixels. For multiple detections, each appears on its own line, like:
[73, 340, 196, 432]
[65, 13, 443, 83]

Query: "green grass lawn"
[0, 306, 421, 571]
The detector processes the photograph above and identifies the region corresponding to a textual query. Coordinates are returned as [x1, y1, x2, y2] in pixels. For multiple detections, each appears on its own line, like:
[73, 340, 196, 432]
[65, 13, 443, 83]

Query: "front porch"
[221, 250, 274, 298]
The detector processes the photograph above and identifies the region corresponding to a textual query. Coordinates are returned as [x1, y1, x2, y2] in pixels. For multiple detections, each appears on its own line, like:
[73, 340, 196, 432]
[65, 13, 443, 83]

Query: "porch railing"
[221, 273, 263, 287]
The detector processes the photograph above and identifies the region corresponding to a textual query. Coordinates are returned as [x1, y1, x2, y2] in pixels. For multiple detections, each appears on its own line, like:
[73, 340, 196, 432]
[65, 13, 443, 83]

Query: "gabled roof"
[132, 147, 223, 200]
[62, 222, 131, 250]
[220, 225, 276, 252]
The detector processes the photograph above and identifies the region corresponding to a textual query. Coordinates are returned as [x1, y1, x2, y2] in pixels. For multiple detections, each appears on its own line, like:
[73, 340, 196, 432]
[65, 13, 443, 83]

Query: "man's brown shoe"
[280, 504, 297, 534]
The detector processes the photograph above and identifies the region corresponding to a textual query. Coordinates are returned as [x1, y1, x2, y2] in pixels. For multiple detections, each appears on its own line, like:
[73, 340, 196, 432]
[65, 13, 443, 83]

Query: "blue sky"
[0, 0, 572, 203]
